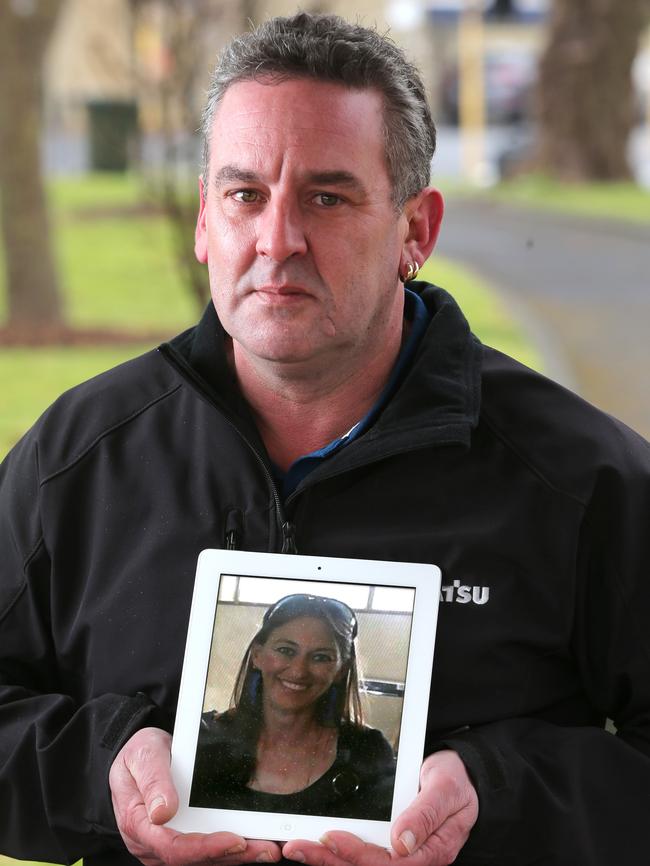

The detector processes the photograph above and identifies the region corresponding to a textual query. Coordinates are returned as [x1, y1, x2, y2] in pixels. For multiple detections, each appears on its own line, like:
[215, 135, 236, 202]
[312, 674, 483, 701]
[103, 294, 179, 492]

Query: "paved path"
[437, 198, 650, 438]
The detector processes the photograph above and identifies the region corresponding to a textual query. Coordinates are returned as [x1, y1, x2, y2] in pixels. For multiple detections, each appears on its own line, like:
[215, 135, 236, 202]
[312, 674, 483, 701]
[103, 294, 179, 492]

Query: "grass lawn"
[442, 174, 650, 224]
[0, 860, 81, 866]
[0, 174, 197, 458]
[420, 257, 541, 371]
[0, 176, 197, 331]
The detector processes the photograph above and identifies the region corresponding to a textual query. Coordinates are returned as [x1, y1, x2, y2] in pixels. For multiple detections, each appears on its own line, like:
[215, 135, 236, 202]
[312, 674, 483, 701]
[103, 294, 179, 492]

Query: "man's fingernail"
[399, 830, 417, 854]
[289, 851, 305, 863]
[320, 834, 338, 854]
[225, 842, 247, 855]
[147, 795, 166, 820]
[256, 852, 275, 863]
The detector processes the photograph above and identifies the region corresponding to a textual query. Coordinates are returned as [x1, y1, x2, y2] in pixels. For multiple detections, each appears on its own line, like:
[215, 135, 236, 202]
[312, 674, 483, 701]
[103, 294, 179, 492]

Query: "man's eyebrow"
[307, 171, 366, 193]
[212, 166, 367, 194]
[212, 165, 261, 186]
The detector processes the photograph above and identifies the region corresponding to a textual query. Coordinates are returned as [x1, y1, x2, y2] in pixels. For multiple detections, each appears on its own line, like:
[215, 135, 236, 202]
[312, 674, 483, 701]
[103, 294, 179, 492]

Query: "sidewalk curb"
[445, 255, 579, 394]
[487, 270, 580, 392]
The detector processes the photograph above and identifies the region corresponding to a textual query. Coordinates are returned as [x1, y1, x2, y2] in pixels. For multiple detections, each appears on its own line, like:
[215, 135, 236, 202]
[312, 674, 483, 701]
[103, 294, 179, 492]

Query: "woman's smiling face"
[251, 615, 345, 715]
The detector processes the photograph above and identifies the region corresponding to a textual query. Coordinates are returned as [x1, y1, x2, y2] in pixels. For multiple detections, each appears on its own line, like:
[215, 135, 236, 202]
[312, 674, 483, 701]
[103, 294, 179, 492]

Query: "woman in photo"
[190, 593, 396, 820]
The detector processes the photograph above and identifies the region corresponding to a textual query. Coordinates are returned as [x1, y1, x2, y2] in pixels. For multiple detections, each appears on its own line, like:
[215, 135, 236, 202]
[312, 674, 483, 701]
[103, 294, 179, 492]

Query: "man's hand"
[281, 750, 478, 866]
[109, 727, 281, 865]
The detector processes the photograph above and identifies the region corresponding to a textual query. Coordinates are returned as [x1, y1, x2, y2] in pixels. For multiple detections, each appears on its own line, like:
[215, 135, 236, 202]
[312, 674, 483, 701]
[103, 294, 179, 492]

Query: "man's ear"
[400, 187, 444, 274]
[194, 175, 208, 264]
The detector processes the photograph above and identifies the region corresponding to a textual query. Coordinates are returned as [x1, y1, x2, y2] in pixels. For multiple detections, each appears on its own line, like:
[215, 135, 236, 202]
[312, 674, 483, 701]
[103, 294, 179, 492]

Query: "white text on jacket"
[440, 580, 490, 605]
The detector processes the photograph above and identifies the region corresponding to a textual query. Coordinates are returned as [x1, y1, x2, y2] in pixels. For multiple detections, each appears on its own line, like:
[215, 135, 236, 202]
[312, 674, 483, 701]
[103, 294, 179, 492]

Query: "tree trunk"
[0, 0, 65, 333]
[536, 0, 649, 181]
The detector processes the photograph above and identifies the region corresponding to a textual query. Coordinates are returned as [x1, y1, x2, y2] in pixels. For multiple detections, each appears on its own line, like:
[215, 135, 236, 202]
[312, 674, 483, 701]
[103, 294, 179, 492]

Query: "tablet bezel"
[168, 549, 440, 847]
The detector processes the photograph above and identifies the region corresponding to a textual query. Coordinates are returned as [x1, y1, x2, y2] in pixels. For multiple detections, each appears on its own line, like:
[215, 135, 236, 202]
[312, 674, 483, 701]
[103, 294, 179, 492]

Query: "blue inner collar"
[273, 287, 430, 499]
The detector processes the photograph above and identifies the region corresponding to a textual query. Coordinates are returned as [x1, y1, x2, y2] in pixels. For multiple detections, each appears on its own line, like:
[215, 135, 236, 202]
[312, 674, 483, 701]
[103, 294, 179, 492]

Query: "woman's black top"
[190, 711, 396, 820]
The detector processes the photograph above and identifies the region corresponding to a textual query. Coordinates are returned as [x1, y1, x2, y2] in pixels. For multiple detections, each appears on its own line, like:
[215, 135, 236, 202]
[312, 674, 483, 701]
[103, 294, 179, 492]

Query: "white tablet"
[168, 549, 440, 847]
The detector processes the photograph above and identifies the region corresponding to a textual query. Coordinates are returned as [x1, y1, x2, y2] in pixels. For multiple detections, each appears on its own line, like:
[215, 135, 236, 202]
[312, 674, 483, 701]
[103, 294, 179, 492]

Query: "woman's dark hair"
[231, 593, 364, 727]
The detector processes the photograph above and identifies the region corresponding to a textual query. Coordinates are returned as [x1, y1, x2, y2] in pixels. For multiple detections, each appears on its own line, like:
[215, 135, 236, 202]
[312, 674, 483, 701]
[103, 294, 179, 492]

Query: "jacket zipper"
[159, 344, 297, 554]
[280, 520, 297, 554]
[224, 509, 296, 553]
[224, 509, 243, 550]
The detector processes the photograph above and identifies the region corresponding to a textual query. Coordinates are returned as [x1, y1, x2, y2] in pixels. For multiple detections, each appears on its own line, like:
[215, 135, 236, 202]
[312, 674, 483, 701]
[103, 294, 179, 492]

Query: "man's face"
[195, 78, 418, 373]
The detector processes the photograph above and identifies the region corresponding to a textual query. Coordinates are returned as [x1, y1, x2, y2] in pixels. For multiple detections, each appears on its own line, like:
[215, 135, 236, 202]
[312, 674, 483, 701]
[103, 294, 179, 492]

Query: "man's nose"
[256, 197, 308, 262]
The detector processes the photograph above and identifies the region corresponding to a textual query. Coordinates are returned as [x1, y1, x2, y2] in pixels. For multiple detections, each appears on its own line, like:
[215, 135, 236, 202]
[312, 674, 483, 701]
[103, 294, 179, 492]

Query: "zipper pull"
[224, 509, 244, 550]
[281, 521, 298, 554]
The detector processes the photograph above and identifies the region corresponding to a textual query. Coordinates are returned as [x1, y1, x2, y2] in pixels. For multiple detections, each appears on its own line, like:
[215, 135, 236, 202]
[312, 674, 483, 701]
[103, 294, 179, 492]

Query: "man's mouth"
[258, 284, 305, 293]
[255, 285, 311, 298]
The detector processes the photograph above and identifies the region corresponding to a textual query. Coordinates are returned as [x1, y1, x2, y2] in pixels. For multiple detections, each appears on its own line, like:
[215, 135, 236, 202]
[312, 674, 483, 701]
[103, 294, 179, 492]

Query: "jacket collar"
[164, 282, 482, 457]
[373, 282, 482, 442]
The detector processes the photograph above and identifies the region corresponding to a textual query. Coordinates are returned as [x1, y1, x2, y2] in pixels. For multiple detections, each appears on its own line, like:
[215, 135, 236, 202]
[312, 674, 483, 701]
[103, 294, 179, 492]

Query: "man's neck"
[231, 330, 404, 471]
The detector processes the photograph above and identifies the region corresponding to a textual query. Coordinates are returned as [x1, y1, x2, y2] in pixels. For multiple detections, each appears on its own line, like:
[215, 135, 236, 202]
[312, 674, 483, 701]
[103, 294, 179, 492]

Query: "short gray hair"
[200, 12, 436, 207]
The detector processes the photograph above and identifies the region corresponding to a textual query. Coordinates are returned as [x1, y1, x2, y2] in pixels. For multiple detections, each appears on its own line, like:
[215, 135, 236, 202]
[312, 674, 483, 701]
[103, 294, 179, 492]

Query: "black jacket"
[1, 284, 649, 865]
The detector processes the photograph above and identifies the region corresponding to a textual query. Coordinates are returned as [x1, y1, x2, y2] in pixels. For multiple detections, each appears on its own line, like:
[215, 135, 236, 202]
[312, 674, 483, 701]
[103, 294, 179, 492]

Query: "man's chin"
[235, 336, 331, 367]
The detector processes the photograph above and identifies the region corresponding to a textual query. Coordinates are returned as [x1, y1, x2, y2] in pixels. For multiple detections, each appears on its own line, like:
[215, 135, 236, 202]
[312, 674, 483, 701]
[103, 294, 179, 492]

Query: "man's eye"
[312, 653, 335, 663]
[232, 190, 260, 203]
[314, 193, 341, 207]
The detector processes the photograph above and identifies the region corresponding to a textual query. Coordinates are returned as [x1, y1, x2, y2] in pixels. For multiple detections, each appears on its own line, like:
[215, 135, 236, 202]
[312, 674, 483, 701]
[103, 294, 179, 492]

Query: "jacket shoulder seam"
[40, 382, 183, 486]
[0, 536, 46, 626]
[481, 409, 588, 508]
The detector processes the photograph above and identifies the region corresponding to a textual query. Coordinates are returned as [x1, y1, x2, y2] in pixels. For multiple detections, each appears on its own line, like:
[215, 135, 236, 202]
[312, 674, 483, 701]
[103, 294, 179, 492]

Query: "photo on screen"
[189, 575, 415, 821]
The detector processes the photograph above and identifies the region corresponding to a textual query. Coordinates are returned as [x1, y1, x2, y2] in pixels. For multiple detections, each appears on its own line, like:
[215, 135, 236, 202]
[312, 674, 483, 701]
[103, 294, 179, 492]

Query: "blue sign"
[427, 0, 548, 22]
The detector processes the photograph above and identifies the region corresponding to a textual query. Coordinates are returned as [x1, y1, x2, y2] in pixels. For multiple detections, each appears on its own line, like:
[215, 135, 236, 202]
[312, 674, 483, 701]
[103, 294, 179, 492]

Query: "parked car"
[438, 48, 538, 126]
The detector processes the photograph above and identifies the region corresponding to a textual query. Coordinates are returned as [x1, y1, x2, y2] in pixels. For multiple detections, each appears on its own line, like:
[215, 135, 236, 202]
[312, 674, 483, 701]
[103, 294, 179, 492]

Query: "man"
[1, 12, 649, 866]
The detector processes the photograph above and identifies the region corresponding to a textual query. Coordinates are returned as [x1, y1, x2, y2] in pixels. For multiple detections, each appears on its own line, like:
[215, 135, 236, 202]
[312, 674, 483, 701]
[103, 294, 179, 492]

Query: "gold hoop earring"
[402, 261, 419, 283]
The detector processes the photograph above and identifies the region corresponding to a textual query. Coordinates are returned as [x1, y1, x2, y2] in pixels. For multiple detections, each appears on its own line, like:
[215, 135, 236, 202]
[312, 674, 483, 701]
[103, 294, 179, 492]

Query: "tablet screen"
[169, 550, 440, 847]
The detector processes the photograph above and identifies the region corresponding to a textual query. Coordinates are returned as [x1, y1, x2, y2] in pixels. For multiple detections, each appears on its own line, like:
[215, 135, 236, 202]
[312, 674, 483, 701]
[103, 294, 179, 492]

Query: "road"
[436, 197, 650, 438]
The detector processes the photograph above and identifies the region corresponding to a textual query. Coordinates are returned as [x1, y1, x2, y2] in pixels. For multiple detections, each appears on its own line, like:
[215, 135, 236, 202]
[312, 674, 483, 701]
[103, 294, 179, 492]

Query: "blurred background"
[0, 3, 649, 864]
[3, 0, 650, 186]
[1, 0, 649, 461]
